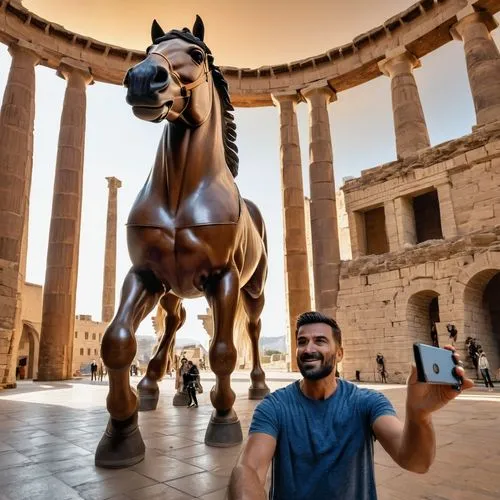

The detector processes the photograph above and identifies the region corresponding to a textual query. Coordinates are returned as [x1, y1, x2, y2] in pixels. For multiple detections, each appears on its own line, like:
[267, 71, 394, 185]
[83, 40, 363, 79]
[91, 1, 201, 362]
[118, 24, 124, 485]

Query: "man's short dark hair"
[295, 311, 342, 346]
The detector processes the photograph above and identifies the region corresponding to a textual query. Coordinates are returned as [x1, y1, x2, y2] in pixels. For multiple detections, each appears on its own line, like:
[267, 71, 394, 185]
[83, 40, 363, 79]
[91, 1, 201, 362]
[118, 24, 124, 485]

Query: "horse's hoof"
[248, 385, 270, 400]
[137, 378, 159, 412]
[205, 409, 243, 448]
[138, 386, 159, 412]
[138, 392, 159, 411]
[172, 391, 190, 407]
[95, 412, 145, 469]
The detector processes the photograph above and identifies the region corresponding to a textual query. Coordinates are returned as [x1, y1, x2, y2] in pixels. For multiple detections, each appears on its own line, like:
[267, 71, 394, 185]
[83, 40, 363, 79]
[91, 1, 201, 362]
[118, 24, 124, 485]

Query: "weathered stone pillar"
[38, 60, 93, 381]
[301, 82, 340, 318]
[272, 92, 311, 372]
[0, 43, 39, 388]
[384, 199, 400, 252]
[436, 182, 458, 239]
[394, 196, 416, 247]
[379, 47, 430, 158]
[451, 6, 500, 126]
[101, 176, 122, 323]
[347, 210, 365, 259]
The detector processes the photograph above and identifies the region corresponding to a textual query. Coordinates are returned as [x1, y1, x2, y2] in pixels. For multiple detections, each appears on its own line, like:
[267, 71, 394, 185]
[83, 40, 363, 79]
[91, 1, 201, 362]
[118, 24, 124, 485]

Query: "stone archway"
[17, 323, 40, 380]
[407, 290, 440, 345]
[463, 269, 500, 373]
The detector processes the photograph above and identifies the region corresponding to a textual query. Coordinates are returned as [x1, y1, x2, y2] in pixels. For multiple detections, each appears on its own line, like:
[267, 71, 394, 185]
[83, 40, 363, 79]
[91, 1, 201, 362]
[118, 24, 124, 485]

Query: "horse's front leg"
[204, 266, 242, 447]
[95, 268, 162, 468]
[137, 293, 185, 410]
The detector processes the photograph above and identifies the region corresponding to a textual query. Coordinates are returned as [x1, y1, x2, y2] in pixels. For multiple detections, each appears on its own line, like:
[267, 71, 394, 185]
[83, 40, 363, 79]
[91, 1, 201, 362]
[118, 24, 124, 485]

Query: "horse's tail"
[243, 198, 268, 252]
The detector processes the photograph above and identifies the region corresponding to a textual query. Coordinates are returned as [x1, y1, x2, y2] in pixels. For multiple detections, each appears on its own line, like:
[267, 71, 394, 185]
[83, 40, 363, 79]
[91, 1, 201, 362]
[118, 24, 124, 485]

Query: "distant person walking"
[447, 324, 458, 346]
[478, 352, 494, 391]
[376, 353, 387, 383]
[185, 360, 200, 408]
[177, 357, 189, 393]
[430, 323, 439, 347]
[98, 361, 105, 382]
[90, 360, 98, 381]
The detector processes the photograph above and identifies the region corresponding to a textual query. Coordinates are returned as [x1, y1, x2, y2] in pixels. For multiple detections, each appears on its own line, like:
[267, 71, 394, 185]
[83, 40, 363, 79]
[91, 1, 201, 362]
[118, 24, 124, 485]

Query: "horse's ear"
[192, 15, 204, 41]
[151, 19, 165, 43]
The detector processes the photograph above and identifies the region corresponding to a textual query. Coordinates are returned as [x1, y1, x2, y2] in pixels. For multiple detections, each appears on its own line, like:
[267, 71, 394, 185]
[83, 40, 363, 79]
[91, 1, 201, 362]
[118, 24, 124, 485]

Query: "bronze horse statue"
[95, 16, 270, 468]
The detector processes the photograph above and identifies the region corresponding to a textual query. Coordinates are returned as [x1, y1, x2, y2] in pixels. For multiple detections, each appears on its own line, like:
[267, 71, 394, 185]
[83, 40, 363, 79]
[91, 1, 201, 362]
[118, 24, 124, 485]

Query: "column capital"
[271, 91, 301, 107]
[106, 176, 122, 190]
[8, 40, 40, 65]
[451, 8, 498, 40]
[300, 81, 337, 104]
[57, 58, 94, 86]
[378, 47, 420, 77]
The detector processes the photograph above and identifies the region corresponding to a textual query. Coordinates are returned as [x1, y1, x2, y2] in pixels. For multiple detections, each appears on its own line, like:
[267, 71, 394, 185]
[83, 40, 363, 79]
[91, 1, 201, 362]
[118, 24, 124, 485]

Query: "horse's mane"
[153, 29, 239, 178]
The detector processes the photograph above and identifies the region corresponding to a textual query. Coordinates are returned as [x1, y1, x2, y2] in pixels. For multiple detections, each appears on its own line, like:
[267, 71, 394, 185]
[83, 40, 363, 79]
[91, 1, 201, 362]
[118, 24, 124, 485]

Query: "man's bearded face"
[296, 323, 340, 381]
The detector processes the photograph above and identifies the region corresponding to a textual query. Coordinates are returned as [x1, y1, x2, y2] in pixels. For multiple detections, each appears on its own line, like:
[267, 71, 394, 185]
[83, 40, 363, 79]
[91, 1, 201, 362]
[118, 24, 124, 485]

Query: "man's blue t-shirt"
[249, 379, 396, 500]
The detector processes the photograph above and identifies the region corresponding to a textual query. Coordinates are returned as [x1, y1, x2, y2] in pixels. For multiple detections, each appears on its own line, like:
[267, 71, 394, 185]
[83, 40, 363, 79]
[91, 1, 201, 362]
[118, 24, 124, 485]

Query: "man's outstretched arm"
[228, 433, 276, 500]
[373, 352, 473, 473]
[373, 412, 435, 473]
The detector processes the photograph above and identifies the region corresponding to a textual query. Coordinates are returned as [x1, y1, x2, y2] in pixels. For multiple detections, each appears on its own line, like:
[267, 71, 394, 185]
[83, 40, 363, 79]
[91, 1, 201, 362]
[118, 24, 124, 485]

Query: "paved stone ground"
[0, 374, 498, 500]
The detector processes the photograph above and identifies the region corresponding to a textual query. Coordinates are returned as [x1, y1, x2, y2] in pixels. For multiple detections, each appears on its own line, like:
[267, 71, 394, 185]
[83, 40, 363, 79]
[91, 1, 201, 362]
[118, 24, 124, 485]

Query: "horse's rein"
[149, 50, 209, 97]
[148, 50, 211, 125]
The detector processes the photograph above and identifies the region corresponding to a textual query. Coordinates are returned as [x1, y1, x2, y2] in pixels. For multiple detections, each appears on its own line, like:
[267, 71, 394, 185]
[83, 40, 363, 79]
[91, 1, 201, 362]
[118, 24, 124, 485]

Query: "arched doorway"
[464, 270, 500, 373]
[17, 323, 39, 380]
[407, 290, 440, 345]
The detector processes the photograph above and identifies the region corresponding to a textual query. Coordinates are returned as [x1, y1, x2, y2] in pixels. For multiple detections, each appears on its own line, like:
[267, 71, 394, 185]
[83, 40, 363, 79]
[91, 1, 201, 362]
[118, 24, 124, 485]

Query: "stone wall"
[337, 229, 500, 382]
[20, 282, 42, 331]
[344, 121, 500, 258]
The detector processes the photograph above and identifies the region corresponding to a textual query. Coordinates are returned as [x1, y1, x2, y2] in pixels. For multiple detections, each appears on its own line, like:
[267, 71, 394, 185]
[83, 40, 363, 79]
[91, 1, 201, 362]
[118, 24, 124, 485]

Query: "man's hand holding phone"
[407, 344, 474, 422]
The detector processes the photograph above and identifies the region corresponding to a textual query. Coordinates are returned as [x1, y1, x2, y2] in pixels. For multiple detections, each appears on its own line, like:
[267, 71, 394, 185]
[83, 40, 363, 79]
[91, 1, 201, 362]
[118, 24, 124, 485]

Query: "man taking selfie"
[228, 311, 473, 500]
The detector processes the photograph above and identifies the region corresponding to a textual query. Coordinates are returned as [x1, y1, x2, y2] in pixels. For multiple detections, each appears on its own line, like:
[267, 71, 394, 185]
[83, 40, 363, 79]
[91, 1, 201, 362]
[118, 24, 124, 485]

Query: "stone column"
[384, 199, 400, 252]
[0, 43, 39, 388]
[451, 7, 500, 126]
[272, 92, 311, 372]
[38, 60, 93, 381]
[436, 182, 458, 239]
[301, 82, 340, 318]
[394, 196, 417, 246]
[379, 47, 430, 158]
[101, 176, 122, 323]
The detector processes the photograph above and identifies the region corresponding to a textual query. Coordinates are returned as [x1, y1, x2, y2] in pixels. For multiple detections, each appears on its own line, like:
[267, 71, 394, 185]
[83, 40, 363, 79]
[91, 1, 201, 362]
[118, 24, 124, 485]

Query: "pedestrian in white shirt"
[478, 352, 494, 391]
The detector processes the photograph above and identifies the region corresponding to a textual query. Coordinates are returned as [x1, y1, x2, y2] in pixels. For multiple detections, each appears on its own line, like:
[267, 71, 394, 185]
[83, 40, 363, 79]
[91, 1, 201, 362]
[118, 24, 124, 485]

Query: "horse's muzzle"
[124, 60, 170, 107]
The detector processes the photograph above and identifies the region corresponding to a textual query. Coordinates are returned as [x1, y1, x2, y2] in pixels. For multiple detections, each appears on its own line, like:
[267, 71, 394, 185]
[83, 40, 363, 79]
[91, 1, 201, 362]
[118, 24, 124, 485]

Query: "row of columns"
[0, 44, 95, 384]
[273, 4, 500, 367]
[379, 5, 500, 159]
[1, 3, 500, 382]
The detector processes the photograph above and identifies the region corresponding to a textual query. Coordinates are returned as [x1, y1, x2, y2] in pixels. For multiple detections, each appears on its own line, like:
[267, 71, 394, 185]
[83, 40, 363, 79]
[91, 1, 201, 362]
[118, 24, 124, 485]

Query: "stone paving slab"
[0, 377, 498, 499]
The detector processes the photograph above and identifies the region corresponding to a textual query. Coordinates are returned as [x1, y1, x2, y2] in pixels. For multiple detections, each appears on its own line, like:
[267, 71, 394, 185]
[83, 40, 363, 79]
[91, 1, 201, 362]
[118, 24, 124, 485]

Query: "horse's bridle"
[149, 49, 211, 125]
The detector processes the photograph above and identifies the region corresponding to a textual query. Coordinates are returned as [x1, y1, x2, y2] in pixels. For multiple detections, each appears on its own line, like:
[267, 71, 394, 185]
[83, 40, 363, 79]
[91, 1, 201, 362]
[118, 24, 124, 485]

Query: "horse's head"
[124, 16, 213, 125]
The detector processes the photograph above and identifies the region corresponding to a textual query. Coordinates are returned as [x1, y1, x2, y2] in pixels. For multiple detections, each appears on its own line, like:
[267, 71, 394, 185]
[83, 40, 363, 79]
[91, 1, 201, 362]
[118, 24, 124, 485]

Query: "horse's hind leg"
[95, 268, 162, 468]
[242, 290, 270, 400]
[137, 293, 185, 411]
[204, 267, 242, 447]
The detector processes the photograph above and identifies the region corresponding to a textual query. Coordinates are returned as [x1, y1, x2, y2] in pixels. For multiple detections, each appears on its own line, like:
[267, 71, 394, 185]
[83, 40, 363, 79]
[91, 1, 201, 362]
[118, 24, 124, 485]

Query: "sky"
[24, 0, 415, 68]
[1, 1, 498, 349]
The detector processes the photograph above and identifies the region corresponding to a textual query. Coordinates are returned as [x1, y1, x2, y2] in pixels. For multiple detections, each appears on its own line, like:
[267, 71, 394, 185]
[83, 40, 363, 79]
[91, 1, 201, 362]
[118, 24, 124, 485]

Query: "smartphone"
[413, 343, 462, 388]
